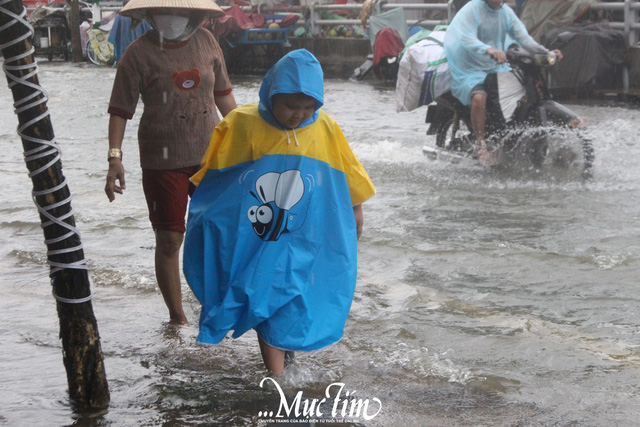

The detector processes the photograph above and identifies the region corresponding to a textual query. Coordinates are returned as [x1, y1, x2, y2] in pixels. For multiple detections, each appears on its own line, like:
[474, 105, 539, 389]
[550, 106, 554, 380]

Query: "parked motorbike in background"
[85, 19, 115, 66]
[423, 45, 595, 179]
[29, 2, 72, 61]
[81, 0, 115, 66]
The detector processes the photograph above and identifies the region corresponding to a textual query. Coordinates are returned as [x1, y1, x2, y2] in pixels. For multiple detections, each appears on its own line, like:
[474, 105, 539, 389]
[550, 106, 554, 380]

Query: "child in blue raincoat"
[184, 49, 376, 375]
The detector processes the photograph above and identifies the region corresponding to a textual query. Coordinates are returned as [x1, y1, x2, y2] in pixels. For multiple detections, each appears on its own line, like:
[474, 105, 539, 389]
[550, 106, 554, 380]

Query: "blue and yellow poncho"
[184, 50, 376, 351]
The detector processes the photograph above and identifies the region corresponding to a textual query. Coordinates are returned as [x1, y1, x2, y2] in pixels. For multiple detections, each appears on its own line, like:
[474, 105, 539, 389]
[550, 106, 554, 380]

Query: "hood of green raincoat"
[258, 49, 324, 130]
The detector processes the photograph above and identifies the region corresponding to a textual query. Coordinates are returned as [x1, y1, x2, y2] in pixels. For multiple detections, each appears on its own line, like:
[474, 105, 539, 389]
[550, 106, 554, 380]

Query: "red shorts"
[142, 165, 200, 233]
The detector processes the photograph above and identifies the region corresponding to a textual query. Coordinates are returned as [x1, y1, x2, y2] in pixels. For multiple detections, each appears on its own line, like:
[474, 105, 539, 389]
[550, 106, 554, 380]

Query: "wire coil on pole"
[1, 0, 90, 304]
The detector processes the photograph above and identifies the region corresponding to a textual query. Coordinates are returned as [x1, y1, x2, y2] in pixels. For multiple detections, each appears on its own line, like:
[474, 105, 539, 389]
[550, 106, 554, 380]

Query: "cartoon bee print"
[248, 170, 305, 241]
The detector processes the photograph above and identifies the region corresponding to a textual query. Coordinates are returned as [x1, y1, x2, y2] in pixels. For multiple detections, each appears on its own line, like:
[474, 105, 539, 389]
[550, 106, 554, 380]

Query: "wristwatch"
[108, 148, 122, 161]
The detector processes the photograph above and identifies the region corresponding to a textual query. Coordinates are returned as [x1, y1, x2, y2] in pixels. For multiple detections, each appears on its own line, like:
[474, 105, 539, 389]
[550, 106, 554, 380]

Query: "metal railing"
[307, 2, 450, 35]
[590, 0, 640, 45]
[301, 0, 640, 47]
[25, 0, 640, 47]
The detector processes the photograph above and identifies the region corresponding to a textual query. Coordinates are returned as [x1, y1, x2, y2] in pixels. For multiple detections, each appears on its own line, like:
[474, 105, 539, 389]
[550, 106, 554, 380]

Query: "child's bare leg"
[258, 336, 286, 375]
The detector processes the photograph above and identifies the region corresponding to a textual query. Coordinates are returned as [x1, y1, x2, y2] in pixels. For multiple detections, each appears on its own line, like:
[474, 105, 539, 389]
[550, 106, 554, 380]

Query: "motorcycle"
[423, 45, 594, 178]
[85, 22, 115, 66]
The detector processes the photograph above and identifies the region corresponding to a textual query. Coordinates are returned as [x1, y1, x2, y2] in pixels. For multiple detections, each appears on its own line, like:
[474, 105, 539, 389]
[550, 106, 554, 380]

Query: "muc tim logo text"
[258, 377, 382, 423]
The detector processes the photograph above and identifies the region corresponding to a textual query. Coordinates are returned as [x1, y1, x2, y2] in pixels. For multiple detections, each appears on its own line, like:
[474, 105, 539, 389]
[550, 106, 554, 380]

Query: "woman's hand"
[105, 115, 127, 202]
[105, 159, 126, 202]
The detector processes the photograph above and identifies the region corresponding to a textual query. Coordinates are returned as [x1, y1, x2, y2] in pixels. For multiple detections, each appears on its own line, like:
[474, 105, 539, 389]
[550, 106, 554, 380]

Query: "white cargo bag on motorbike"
[485, 70, 527, 124]
[395, 31, 450, 112]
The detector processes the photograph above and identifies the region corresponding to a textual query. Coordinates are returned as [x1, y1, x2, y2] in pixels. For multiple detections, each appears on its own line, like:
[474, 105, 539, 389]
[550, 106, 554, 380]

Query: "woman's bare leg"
[155, 229, 188, 325]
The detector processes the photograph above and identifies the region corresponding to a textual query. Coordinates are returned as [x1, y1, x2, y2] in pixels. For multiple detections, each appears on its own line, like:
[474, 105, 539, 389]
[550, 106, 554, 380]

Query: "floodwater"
[1, 61, 640, 426]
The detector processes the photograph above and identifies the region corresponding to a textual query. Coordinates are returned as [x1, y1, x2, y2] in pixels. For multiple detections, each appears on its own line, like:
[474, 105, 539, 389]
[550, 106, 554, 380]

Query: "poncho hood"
[258, 49, 324, 130]
[481, 0, 504, 12]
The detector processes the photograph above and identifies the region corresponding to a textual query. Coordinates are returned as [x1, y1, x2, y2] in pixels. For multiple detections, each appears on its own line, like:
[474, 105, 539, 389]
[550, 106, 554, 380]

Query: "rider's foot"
[476, 143, 499, 166]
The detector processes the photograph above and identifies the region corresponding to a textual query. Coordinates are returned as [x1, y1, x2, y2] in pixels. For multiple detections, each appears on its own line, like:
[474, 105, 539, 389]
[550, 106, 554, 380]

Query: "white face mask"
[153, 15, 189, 40]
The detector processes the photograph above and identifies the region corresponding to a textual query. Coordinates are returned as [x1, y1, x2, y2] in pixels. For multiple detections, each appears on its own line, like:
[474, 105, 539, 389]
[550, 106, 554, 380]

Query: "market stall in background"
[20, 0, 640, 96]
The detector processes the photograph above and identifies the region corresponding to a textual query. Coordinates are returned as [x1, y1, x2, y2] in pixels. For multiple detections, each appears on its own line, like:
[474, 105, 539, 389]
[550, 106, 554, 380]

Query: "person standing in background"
[108, 0, 153, 63]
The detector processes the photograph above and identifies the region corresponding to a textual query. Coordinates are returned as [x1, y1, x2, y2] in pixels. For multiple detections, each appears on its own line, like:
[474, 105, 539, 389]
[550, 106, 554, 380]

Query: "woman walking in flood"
[105, 0, 237, 325]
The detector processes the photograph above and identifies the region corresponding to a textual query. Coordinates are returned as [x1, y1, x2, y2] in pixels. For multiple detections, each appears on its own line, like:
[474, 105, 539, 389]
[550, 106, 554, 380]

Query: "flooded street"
[1, 61, 640, 426]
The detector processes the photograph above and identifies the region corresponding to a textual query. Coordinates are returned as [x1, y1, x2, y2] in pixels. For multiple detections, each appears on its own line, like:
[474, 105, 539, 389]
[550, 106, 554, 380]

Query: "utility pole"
[0, 0, 110, 409]
[67, 0, 83, 62]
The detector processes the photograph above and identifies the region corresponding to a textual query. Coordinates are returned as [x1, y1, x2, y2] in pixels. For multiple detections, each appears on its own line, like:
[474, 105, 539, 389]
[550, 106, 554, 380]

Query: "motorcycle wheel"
[579, 133, 595, 180]
[521, 132, 548, 168]
[86, 41, 105, 66]
[528, 129, 594, 180]
[435, 116, 474, 154]
[529, 142, 548, 168]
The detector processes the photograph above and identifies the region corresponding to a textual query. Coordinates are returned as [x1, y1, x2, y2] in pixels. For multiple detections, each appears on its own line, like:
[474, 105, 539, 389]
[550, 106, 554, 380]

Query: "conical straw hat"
[120, 0, 224, 19]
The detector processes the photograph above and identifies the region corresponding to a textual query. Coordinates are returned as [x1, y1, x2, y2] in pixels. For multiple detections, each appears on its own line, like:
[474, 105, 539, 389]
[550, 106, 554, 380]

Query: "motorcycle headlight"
[533, 52, 556, 67]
